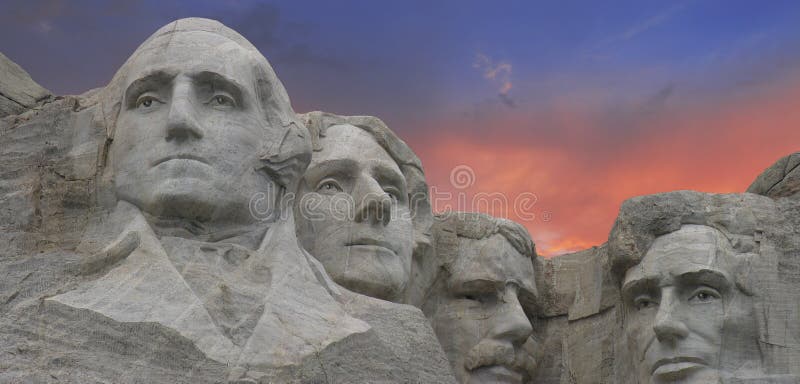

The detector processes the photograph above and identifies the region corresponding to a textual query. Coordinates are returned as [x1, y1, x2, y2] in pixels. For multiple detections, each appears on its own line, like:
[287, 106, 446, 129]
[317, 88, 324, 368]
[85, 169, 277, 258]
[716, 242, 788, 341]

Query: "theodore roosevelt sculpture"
[295, 111, 432, 303]
[43, 18, 454, 383]
[424, 212, 539, 384]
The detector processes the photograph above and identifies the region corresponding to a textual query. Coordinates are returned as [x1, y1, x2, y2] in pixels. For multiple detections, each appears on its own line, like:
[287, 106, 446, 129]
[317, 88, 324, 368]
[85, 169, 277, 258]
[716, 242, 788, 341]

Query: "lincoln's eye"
[142, 99, 152, 107]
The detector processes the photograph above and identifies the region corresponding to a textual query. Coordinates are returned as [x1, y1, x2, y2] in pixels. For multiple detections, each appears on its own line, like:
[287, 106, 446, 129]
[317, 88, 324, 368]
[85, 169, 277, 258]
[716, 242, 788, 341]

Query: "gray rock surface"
[748, 152, 800, 199]
[424, 212, 538, 384]
[0, 52, 51, 117]
[2, 15, 800, 384]
[0, 18, 454, 384]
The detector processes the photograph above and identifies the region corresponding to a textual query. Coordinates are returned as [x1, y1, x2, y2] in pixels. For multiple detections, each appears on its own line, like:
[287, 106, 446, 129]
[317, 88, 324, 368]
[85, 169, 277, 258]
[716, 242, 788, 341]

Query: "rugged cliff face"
[2, 23, 800, 383]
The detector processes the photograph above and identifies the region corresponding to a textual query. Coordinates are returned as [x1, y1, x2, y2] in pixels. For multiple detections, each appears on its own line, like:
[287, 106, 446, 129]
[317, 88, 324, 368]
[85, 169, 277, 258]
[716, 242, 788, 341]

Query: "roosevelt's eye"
[316, 179, 343, 194]
[633, 295, 658, 311]
[136, 95, 162, 109]
[208, 94, 236, 108]
[688, 287, 721, 304]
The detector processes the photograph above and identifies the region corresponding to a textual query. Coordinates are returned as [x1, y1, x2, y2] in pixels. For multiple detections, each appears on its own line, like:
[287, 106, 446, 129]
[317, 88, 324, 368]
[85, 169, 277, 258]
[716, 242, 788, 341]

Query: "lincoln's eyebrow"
[675, 269, 732, 291]
[123, 70, 176, 107]
[621, 276, 659, 298]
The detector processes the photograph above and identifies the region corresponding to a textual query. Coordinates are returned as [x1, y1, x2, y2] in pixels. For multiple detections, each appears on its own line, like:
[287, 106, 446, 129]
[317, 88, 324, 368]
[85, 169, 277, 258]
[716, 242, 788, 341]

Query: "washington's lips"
[651, 356, 707, 377]
[471, 364, 523, 384]
[152, 154, 209, 166]
[345, 237, 395, 253]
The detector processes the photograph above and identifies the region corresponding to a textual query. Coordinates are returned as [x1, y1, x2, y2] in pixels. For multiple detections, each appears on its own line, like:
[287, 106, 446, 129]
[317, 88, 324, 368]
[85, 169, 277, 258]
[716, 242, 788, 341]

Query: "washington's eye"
[316, 179, 343, 194]
[209, 94, 236, 108]
[689, 287, 721, 304]
[633, 295, 658, 311]
[136, 95, 161, 108]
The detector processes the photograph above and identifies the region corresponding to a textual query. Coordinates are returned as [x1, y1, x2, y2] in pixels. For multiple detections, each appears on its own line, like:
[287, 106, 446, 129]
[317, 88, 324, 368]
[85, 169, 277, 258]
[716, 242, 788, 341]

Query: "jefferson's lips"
[152, 154, 209, 166]
[651, 356, 707, 376]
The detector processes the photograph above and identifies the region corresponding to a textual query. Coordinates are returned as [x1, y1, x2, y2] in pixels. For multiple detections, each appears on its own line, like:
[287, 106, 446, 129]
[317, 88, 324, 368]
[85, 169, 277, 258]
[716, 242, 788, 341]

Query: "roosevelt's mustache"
[463, 339, 537, 376]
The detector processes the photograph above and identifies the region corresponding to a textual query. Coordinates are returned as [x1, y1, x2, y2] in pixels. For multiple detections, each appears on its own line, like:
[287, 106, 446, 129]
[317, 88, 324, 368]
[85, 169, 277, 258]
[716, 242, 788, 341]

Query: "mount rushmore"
[1, 18, 799, 384]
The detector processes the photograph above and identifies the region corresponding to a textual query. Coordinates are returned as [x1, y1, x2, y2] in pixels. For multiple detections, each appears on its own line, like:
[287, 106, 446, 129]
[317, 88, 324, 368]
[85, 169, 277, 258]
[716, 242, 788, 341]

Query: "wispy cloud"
[474, 53, 515, 107]
[596, 3, 688, 48]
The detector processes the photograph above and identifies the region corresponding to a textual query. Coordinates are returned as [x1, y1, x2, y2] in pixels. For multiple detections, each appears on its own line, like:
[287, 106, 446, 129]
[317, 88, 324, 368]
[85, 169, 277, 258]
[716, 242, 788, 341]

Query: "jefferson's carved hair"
[298, 111, 433, 254]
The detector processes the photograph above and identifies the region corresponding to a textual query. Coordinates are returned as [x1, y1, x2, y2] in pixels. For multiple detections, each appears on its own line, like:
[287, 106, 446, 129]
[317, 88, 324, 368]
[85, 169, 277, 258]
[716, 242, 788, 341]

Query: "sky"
[1, 0, 799, 256]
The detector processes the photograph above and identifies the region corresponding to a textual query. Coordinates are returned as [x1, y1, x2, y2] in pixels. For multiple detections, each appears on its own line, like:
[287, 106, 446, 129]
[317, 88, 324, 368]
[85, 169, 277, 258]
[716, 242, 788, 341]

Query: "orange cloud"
[406, 74, 800, 257]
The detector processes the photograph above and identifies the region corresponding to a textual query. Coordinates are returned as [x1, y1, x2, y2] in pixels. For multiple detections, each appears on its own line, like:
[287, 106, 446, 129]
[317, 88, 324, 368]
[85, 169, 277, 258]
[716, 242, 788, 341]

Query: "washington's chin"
[466, 365, 524, 384]
[121, 178, 238, 221]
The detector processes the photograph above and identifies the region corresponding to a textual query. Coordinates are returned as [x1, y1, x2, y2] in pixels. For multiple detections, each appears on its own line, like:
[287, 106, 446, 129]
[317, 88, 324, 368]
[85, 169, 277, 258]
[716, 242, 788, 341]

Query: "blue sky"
[2, 0, 799, 254]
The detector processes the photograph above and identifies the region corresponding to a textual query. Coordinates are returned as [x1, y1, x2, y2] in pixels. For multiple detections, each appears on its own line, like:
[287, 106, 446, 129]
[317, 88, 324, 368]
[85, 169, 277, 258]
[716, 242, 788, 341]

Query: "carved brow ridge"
[124, 70, 247, 106]
[622, 268, 731, 296]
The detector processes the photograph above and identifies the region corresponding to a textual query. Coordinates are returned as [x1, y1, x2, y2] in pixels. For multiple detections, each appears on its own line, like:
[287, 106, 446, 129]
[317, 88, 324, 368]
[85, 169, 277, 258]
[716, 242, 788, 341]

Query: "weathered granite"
[295, 111, 433, 304]
[749, 152, 800, 200]
[0, 52, 52, 118]
[0, 18, 454, 384]
[424, 212, 539, 384]
[3, 15, 800, 384]
[609, 190, 800, 383]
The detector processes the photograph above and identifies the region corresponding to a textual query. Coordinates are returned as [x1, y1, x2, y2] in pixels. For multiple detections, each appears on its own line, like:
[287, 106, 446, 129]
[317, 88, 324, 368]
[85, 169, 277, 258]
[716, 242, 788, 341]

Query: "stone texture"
[0, 52, 52, 117]
[424, 212, 538, 384]
[0, 18, 454, 384]
[3, 15, 800, 384]
[748, 152, 800, 199]
[608, 190, 800, 383]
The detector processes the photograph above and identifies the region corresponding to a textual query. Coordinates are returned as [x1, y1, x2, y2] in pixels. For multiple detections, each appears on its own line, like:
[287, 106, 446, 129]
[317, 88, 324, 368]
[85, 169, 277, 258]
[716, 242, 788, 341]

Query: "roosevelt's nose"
[652, 289, 689, 344]
[488, 285, 533, 347]
[165, 81, 203, 142]
[353, 177, 392, 226]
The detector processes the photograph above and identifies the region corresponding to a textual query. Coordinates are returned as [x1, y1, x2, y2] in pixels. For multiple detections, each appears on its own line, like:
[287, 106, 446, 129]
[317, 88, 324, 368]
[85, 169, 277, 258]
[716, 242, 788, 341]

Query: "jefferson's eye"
[689, 287, 721, 304]
[316, 179, 343, 194]
[383, 187, 404, 204]
[209, 94, 236, 108]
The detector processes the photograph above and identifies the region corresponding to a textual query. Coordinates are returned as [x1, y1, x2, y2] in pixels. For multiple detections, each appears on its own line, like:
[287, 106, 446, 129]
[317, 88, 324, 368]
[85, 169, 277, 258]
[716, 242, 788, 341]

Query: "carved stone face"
[622, 225, 752, 384]
[427, 234, 536, 384]
[295, 124, 413, 301]
[111, 31, 279, 225]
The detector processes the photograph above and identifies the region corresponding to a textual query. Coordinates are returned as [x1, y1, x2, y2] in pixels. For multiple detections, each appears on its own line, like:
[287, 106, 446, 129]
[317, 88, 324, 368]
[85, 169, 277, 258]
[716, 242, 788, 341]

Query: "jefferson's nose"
[652, 290, 689, 344]
[166, 82, 203, 142]
[488, 285, 533, 347]
[354, 177, 392, 226]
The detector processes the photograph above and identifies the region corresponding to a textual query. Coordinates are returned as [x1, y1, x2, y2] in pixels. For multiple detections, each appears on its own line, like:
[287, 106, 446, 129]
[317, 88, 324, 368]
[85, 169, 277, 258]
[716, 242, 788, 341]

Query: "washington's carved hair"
[97, 18, 310, 189]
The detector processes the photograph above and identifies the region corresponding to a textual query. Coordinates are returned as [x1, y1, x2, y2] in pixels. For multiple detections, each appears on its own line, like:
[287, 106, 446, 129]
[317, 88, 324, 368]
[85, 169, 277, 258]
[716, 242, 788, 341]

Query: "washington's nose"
[354, 178, 392, 226]
[652, 291, 689, 344]
[165, 83, 203, 142]
[489, 286, 533, 347]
